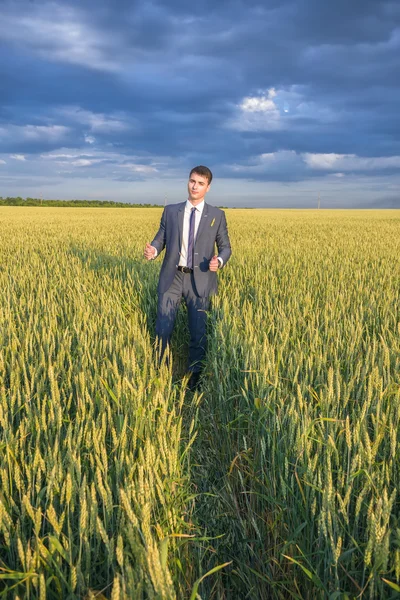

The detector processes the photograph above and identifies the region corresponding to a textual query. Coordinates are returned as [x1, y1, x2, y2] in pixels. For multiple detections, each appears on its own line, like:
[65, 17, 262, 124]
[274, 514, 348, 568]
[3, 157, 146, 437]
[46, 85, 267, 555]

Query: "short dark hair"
[189, 165, 213, 184]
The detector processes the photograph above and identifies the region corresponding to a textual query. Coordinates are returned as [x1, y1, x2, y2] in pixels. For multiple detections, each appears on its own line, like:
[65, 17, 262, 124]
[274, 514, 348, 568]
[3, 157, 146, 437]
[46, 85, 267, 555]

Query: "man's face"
[187, 172, 210, 203]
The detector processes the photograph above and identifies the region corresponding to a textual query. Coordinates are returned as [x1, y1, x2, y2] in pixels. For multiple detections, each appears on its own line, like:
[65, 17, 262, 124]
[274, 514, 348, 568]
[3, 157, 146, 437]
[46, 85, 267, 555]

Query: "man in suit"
[144, 165, 232, 391]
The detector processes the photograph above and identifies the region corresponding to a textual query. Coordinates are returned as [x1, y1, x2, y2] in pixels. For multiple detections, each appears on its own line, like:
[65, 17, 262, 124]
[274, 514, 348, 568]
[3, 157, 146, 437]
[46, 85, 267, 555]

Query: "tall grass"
[0, 207, 399, 599]
[193, 210, 400, 599]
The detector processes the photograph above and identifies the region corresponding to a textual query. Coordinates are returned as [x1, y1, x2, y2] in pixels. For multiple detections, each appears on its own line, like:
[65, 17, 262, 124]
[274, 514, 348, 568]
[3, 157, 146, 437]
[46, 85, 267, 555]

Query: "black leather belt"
[177, 266, 193, 273]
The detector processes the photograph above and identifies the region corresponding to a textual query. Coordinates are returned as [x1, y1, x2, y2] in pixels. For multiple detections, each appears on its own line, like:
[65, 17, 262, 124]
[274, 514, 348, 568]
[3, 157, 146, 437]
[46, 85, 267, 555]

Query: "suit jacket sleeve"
[216, 211, 232, 267]
[151, 208, 167, 257]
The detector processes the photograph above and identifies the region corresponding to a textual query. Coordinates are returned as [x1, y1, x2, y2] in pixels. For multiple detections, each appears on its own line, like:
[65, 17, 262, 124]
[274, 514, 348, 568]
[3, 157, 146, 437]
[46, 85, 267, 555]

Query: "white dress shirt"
[178, 200, 205, 267]
[152, 199, 223, 266]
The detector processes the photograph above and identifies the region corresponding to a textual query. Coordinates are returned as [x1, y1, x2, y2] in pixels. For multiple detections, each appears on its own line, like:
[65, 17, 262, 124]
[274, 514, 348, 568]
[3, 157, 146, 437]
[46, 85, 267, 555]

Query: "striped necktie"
[187, 207, 196, 269]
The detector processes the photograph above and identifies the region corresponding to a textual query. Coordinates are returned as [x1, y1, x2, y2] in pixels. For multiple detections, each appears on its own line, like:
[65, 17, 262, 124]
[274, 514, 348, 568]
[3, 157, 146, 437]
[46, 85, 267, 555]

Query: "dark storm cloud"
[0, 0, 399, 205]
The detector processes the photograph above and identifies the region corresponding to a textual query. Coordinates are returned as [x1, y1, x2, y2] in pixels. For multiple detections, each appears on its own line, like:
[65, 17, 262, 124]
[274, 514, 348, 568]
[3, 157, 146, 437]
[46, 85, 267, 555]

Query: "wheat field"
[0, 207, 399, 599]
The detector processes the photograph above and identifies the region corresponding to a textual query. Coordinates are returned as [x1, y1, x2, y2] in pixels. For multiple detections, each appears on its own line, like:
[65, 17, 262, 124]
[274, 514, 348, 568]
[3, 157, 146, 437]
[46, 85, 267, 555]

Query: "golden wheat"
[0, 207, 399, 599]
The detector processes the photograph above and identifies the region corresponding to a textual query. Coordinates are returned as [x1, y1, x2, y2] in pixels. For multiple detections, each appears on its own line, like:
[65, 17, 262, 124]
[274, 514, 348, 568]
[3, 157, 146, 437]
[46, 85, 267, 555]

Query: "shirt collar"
[186, 199, 205, 214]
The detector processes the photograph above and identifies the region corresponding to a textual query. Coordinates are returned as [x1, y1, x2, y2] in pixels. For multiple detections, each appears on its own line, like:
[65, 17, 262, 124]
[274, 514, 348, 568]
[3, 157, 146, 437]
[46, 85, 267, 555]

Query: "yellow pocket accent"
[210, 218, 215, 227]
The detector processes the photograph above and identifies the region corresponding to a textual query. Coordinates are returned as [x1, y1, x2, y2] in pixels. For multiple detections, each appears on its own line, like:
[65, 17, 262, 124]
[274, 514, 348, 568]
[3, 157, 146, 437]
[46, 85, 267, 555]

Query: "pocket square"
[210, 218, 215, 227]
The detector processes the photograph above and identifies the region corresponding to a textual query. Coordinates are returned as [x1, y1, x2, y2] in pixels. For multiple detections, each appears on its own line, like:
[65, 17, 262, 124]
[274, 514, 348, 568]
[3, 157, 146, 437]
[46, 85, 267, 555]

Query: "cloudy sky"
[1, 0, 400, 207]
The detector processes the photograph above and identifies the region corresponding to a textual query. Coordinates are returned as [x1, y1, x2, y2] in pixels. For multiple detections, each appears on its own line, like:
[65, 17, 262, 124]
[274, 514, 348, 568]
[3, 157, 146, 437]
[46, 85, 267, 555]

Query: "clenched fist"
[209, 255, 219, 272]
[144, 242, 156, 260]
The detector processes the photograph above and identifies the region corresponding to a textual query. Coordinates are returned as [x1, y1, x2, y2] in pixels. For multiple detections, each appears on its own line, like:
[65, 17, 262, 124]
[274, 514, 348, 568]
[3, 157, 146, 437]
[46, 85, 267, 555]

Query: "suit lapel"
[177, 202, 185, 248]
[195, 203, 209, 246]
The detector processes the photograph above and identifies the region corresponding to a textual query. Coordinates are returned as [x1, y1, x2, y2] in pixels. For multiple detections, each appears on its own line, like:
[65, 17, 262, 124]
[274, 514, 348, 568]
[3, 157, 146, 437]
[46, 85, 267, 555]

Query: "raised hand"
[144, 242, 156, 260]
[209, 255, 219, 272]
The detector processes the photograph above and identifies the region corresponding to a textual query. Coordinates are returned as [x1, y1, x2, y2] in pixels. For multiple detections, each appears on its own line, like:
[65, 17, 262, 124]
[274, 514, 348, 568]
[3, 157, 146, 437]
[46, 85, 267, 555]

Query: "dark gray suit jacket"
[151, 202, 232, 297]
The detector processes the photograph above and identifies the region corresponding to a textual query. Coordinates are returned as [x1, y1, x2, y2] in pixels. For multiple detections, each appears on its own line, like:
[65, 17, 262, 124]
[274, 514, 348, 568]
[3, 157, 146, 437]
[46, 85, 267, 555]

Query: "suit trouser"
[155, 270, 210, 372]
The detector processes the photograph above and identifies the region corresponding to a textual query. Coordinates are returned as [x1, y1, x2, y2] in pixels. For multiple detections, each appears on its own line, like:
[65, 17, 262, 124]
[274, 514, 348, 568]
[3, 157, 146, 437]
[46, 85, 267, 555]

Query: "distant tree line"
[0, 196, 162, 208]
